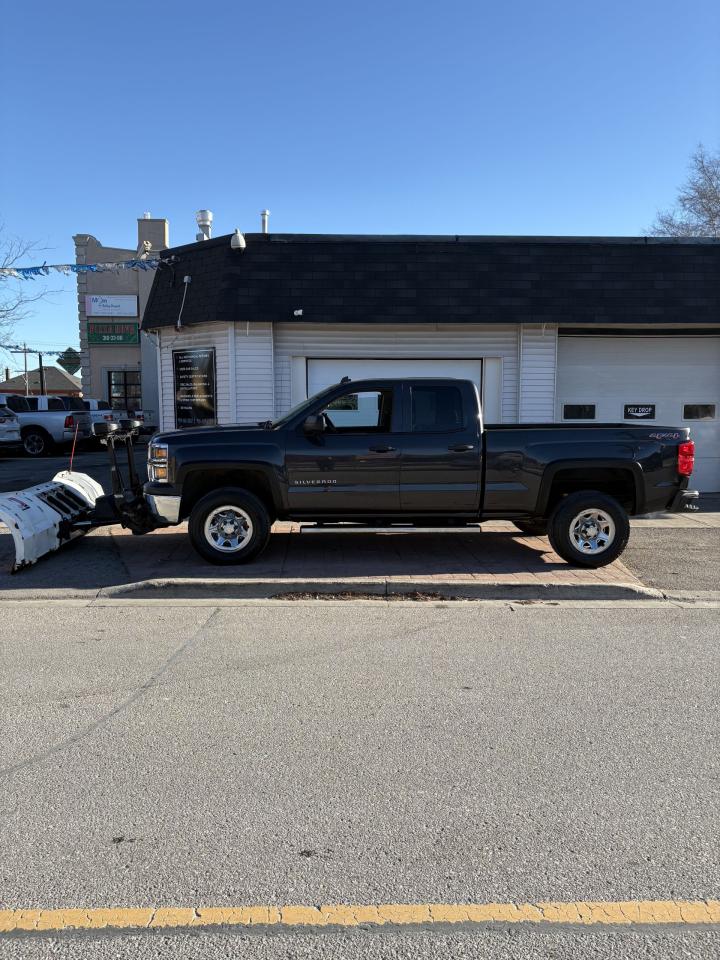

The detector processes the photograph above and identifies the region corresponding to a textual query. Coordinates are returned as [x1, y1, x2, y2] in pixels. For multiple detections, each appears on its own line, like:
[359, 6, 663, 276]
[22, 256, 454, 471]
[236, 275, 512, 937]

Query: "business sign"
[87, 321, 139, 345]
[85, 294, 138, 317]
[624, 404, 656, 420]
[173, 348, 217, 428]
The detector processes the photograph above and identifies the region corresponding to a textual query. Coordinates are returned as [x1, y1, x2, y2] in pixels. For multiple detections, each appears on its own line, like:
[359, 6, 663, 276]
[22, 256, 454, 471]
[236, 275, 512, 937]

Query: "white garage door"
[307, 358, 483, 397]
[557, 336, 720, 492]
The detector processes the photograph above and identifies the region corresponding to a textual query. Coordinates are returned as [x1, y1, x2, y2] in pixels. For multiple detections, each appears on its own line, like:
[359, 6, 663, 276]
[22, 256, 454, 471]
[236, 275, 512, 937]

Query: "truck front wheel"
[188, 487, 271, 565]
[547, 491, 629, 568]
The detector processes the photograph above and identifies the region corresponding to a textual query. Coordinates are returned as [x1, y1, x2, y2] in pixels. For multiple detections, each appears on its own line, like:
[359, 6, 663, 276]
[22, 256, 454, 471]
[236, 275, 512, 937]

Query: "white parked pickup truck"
[0, 403, 21, 449]
[3, 394, 92, 457]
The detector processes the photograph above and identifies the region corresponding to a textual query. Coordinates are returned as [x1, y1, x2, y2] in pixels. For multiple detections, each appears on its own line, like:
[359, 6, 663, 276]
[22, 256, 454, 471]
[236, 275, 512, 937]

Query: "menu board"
[173, 348, 217, 427]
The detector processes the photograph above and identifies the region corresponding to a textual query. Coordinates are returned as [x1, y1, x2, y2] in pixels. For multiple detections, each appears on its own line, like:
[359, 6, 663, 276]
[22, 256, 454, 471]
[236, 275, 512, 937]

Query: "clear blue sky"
[1, 0, 718, 372]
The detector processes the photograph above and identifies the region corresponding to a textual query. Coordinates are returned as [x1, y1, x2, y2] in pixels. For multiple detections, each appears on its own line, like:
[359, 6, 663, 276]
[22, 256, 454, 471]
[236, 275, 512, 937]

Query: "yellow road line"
[0, 901, 719, 933]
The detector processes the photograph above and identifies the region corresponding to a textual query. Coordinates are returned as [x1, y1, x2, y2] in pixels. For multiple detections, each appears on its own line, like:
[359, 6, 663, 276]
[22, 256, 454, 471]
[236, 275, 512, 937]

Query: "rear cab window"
[59, 396, 85, 411]
[410, 385, 465, 432]
[4, 396, 31, 413]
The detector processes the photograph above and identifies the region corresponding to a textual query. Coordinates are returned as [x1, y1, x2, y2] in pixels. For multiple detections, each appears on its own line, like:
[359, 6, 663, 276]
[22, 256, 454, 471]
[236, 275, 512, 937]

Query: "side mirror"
[303, 414, 325, 434]
[93, 421, 119, 437]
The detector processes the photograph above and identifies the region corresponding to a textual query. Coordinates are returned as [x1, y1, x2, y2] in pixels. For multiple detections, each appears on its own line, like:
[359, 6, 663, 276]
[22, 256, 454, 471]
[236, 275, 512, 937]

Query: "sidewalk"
[1, 511, 717, 601]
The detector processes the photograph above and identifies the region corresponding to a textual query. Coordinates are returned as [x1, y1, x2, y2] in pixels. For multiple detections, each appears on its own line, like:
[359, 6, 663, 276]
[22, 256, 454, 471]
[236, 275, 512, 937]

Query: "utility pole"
[23, 343, 28, 396]
[38, 352, 46, 395]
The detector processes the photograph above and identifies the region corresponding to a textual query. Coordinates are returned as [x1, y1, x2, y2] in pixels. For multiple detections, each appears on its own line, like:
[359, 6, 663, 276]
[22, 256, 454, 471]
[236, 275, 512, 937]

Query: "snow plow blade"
[0, 471, 104, 572]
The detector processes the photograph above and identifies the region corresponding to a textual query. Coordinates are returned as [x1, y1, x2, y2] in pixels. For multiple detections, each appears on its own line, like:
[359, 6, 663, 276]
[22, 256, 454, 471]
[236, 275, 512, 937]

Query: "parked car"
[0, 403, 21, 450]
[82, 398, 119, 429]
[2, 394, 92, 457]
[138, 377, 698, 567]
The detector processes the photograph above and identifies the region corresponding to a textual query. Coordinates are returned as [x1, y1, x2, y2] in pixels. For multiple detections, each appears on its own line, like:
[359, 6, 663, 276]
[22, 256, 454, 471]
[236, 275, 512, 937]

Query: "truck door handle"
[449, 443, 474, 452]
[369, 445, 396, 453]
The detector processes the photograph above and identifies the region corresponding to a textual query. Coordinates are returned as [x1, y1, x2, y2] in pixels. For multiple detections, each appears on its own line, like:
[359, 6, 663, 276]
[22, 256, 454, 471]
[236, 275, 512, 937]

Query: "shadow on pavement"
[0, 523, 621, 597]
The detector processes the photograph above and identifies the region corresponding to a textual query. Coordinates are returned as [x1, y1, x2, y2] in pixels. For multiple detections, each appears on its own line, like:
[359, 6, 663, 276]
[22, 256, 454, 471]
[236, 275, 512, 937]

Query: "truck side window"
[321, 390, 393, 433]
[48, 398, 65, 411]
[411, 386, 464, 432]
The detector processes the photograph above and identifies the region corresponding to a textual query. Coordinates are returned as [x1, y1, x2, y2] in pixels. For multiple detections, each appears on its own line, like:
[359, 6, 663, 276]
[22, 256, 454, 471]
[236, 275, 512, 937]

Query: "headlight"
[148, 442, 171, 483]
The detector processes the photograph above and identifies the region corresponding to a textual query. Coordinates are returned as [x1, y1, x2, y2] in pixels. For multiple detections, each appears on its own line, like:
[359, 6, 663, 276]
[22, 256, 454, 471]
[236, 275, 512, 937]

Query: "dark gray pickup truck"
[141, 377, 698, 569]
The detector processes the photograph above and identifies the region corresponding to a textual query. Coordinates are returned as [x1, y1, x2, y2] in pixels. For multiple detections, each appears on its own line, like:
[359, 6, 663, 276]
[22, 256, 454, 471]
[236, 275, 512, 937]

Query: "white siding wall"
[158, 321, 560, 429]
[158, 323, 232, 430]
[234, 323, 275, 422]
[273, 323, 521, 423]
[158, 322, 275, 430]
[518, 324, 558, 422]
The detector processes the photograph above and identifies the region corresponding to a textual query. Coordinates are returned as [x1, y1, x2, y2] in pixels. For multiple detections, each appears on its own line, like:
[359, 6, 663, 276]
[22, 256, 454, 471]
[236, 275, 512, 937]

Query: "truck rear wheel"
[22, 427, 53, 458]
[547, 491, 629, 568]
[188, 487, 271, 565]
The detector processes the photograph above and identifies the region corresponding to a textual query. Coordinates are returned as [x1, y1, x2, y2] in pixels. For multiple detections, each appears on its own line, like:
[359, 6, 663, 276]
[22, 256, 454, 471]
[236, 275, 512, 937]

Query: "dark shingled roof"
[141, 233, 720, 330]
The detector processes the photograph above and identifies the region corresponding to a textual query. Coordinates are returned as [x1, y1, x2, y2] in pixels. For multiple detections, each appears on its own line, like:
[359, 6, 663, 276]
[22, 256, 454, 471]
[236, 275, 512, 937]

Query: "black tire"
[547, 490, 629, 568]
[188, 487, 271, 565]
[21, 427, 53, 458]
[513, 519, 547, 537]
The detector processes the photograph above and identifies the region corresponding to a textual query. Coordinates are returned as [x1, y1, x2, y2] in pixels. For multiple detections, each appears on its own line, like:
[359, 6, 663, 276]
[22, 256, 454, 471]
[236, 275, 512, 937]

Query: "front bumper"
[668, 489, 700, 513]
[145, 493, 181, 525]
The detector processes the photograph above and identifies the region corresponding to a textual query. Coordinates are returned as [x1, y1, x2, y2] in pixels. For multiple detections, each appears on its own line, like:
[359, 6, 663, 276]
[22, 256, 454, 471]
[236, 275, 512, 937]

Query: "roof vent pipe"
[195, 209, 213, 242]
[261, 209, 270, 234]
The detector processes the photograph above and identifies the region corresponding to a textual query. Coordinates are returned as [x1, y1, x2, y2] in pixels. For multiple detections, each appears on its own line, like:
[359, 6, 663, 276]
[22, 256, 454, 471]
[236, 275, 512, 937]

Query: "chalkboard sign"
[624, 404, 656, 420]
[173, 348, 217, 427]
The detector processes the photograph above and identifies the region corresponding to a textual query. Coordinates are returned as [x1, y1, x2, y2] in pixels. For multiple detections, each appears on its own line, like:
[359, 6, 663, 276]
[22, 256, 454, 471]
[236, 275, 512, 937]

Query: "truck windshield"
[270, 385, 340, 430]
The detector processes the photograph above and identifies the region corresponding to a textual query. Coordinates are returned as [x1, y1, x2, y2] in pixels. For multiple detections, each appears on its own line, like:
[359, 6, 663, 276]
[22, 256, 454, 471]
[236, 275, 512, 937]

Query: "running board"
[0, 471, 104, 572]
[299, 524, 483, 534]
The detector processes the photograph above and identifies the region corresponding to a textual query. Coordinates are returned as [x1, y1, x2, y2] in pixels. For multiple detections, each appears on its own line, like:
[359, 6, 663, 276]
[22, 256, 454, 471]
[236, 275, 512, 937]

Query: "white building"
[141, 233, 720, 491]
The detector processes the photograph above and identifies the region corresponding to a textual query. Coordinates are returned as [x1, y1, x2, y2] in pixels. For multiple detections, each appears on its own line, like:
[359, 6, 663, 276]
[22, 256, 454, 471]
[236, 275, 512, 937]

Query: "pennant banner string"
[0, 256, 174, 280]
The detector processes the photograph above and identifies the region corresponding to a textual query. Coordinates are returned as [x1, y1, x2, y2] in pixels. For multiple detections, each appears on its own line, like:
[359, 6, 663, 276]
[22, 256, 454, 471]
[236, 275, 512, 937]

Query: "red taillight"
[64, 415, 73, 429]
[678, 440, 695, 477]
[103, 414, 113, 421]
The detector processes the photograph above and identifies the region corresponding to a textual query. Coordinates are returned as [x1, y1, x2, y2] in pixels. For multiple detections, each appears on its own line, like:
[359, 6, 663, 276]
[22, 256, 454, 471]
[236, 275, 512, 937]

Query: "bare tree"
[0, 226, 57, 338]
[649, 145, 720, 237]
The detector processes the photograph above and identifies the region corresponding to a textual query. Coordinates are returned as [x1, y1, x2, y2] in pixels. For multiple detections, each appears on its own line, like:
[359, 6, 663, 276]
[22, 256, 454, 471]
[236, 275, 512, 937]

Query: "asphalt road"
[623, 527, 720, 592]
[0, 600, 717, 958]
[0, 444, 148, 494]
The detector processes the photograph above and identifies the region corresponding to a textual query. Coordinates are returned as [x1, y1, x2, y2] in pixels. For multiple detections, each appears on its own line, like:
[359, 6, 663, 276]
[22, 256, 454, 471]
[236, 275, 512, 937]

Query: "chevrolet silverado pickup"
[142, 377, 698, 568]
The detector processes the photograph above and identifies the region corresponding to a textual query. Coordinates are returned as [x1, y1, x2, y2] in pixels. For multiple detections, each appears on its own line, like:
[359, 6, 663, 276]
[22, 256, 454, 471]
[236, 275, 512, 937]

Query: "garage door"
[306, 358, 483, 398]
[557, 336, 720, 492]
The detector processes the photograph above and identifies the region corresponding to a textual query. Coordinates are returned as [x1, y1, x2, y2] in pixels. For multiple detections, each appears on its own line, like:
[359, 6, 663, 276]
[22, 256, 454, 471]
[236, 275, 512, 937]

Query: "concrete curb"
[95, 577, 666, 602]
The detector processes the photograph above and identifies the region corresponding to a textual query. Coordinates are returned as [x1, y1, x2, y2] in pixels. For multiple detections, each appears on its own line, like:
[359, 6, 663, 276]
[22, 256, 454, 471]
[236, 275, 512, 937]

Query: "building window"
[108, 370, 141, 412]
[683, 403, 716, 420]
[563, 403, 596, 420]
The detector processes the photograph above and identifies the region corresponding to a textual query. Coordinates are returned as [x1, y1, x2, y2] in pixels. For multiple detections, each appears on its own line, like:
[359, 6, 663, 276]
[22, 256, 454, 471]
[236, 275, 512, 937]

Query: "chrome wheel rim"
[570, 509, 615, 554]
[204, 505, 254, 553]
[24, 433, 44, 455]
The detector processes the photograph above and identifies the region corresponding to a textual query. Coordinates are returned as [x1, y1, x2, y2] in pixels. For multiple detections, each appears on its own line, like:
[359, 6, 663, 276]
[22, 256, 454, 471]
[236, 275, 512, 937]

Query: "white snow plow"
[0, 472, 104, 571]
[0, 420, 158, 573]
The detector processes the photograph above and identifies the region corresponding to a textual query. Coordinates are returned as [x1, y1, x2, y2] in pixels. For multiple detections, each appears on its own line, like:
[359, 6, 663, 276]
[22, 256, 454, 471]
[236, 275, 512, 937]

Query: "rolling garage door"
[557, 335, 720, 492]
[306, 358, 483, 397]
